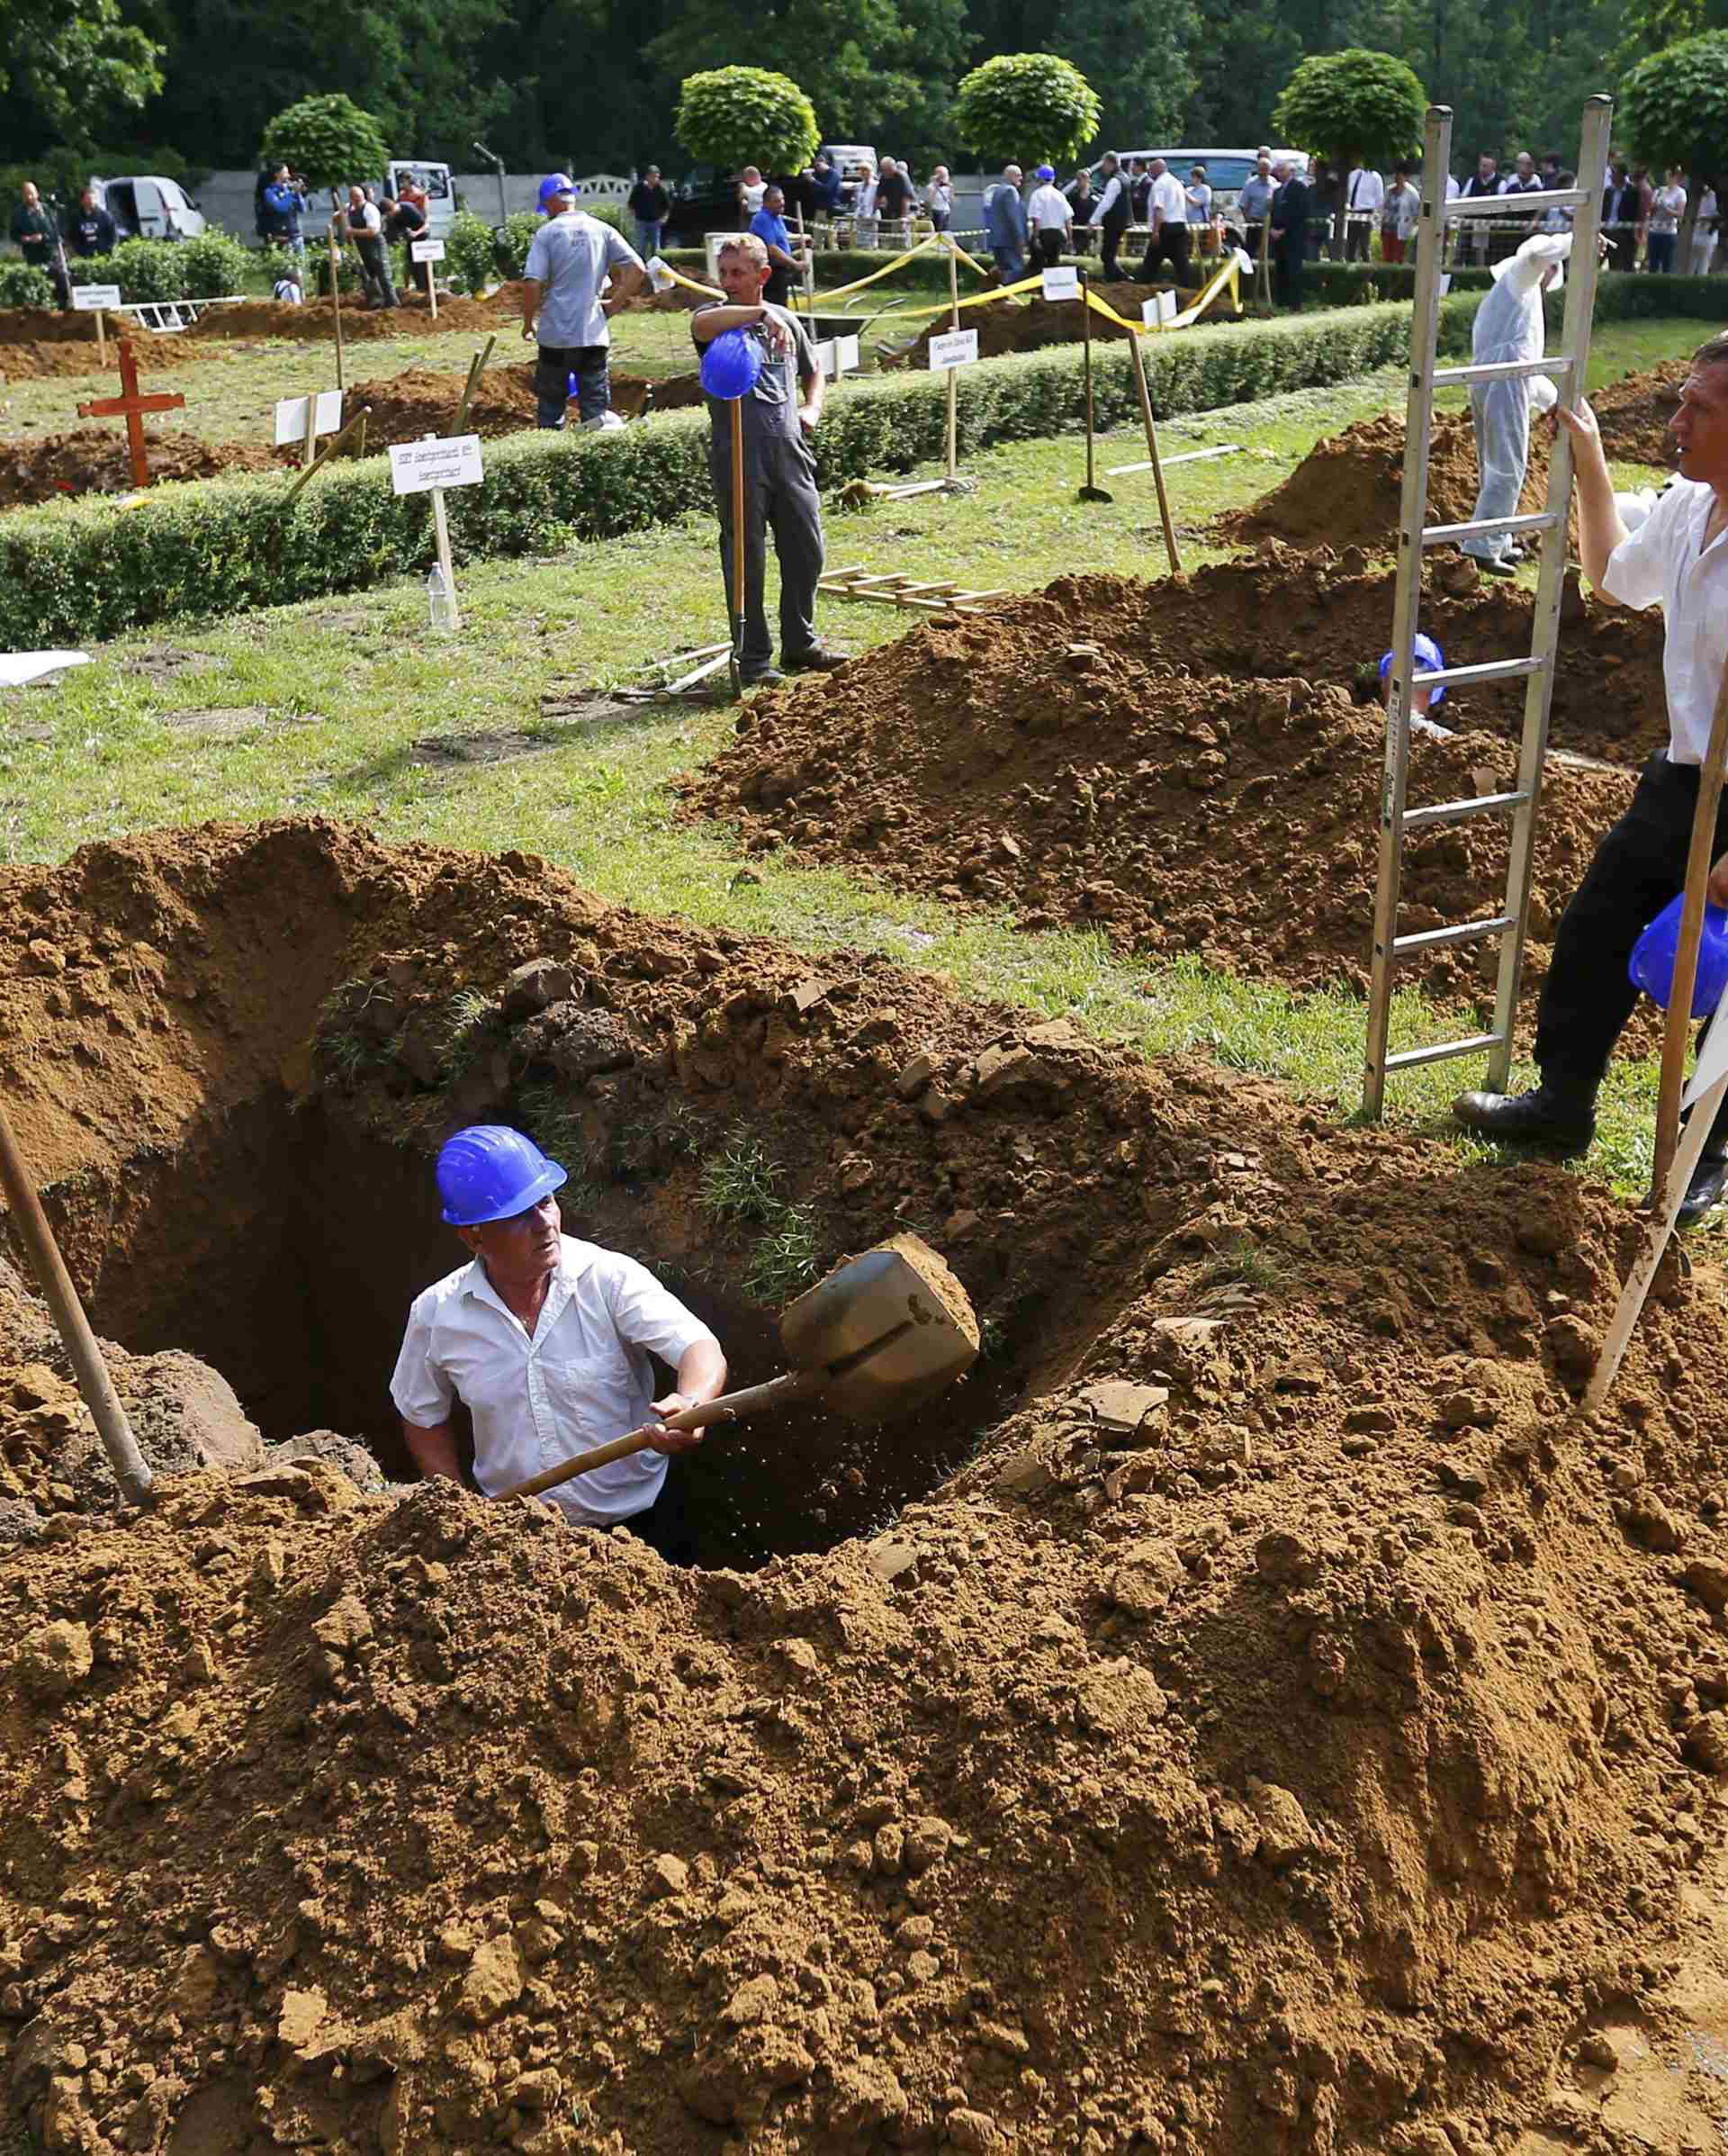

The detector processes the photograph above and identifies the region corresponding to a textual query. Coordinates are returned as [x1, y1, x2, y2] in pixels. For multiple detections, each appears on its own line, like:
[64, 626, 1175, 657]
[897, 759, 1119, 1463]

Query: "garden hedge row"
[1307, 260, 1726, 316]
[0, 283, 1704, 648]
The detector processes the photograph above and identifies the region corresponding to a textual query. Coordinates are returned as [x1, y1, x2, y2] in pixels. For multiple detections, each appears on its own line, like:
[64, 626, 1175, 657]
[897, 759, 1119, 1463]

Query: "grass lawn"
[0, 313, 1703, 1222]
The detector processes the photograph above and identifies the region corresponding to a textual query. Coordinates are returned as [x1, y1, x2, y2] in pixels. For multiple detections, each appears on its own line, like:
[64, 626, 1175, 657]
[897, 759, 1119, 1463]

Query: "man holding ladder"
[1454, 331, 1728, 1224]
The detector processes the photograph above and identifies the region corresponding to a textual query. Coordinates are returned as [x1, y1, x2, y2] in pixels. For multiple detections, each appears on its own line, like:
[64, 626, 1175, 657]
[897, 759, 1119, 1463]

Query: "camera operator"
[261, 165, 309, 261]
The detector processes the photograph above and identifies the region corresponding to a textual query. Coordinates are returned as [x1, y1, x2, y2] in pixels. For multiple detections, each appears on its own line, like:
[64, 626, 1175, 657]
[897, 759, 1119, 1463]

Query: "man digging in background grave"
[521, 173, 646, 432]
[392, 1125, 727, 1561]
[691, 233, 846, 689]
[1454, 332, 1728, 1225]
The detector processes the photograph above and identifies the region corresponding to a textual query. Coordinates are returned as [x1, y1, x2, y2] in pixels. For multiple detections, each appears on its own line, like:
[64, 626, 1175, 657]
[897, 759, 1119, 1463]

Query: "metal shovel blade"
[778, 1232, 980, 1421]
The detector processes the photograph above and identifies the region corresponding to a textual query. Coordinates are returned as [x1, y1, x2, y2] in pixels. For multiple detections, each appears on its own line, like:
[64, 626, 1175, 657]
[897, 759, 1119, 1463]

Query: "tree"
[675, 66, 821, 177]
[1273, 48, 1426, 248]
[261, 93, 392, 191]
[1620, 29, 1728, 253]
[0, 0, 162, 151]
[951, 51, 1102, 170]
[965, 0, 1195, 160]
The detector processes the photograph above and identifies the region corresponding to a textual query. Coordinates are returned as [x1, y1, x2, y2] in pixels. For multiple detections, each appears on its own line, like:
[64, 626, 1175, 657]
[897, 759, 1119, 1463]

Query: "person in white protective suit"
[1462, 232, 1571, 574]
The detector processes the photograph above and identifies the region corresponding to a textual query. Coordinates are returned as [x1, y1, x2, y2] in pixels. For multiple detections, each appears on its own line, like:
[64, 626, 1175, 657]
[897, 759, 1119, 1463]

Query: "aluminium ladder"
[1362, 95, 1613, 1118]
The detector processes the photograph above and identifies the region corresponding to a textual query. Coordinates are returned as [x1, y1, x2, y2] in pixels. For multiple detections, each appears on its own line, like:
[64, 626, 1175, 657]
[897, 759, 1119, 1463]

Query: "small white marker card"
[389, 435, 484, 495]
[72, 284, 122, 311]
[818, 333, 860, 380]
[927, 327, 979, 371]
[1141, 291, 1178, 326]
[1040, 266, 1079, 301]
[410, 238, 446, 263]
[646, 255, 677, 293]
[274, 390, 343, 446]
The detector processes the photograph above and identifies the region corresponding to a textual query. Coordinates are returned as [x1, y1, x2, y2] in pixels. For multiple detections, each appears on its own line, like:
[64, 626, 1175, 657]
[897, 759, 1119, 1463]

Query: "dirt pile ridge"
[0, 291, 523, 353]
[1592, 360, 1685, 470]
[680, 567, 1648, 1009]
[1222, 410, 1556, 553]
[0, 338, 220, 383]
[4, 819, 1728, 2153]
[0, 425, 285, 510]
[344, 359, 701, 444]
[892, 282, 1173, 365]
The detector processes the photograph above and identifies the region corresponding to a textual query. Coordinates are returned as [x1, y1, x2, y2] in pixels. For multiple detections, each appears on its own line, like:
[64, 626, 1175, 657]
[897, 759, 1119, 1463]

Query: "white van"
[385, 161, 455, 239]
[1091, 148, 1303, 222]
[92, 176, 208, 240]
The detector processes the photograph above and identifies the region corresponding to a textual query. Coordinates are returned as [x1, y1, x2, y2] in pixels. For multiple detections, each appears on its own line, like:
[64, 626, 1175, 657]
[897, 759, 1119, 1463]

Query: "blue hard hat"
[1035, 164, 1056, 182]
[1630, 895, 1728, 1016]
[537, 173, 576, 211]
[1379, 633, 1447, 707]
[700, 326, 764, 401]
[436, 1124, 568, 1226]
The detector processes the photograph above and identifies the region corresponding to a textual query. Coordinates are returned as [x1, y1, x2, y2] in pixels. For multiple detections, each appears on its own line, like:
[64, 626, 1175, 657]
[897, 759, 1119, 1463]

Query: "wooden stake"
[281, 402, 373, 509]
[328, 223, 346, 393]
[454, 333, 496, 435]
[94, 307, 106, 367]
[427, 246, 438, 321]
[302, 392, 319, 469]
[0, 1089, 153, 1508]
[1128, 325, 1182, 573]
[1651, 663, 1728, 1196]
[945, 233, 959, 481]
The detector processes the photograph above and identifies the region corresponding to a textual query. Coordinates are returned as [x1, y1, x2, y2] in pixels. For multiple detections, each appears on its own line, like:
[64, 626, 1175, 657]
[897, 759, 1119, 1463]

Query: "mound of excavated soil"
[5, 817, 1728, 2156]
[343, 359, 701, 444]
[0, 425, 284, 509]
[0, 337, 220, 383]
[0, 291, 523, 352]
[1224, 410, 1557, 552]
[894, 281, 1179, 365]
[1594, 359, 1685, 469]
[680, 579, 1633, 1006]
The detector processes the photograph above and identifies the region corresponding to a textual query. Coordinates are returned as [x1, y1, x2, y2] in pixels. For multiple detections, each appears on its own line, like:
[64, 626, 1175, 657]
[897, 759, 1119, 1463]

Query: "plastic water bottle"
[427, 564, 457, 632]
[1629, 894, 1728, 1015]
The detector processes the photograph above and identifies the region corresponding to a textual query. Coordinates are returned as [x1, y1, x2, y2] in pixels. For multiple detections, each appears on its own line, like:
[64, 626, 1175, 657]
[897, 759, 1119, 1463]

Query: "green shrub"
[0, 299, 1433, 647]
[445, 209, 497, 296]
[498, 211, 541, 281]
[952, 51, 1102, 168]
[674, 65, 821, 177]
[0, 261, 52, 308]
[68, 238, 190, 302]
[177, 230, 252, 298]
[261, 94, 391, 194]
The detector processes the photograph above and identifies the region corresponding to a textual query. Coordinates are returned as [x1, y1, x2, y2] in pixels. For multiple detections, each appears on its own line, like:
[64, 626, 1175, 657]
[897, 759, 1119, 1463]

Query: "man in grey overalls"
[691, 234, 844, 689]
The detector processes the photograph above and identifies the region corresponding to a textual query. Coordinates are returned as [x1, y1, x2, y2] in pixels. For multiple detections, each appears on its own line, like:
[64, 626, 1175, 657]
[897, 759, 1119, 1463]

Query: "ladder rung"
[1431, 356, 1576, 386]
[1444, 187, 1587, 219]
[1384, 1030, 1508, 1073]
[1392, 914, 1515, 957]
[1401, 789, 1530, 830]
[1421, 510, 1561, 546]
[1415, 655, 1547, 690]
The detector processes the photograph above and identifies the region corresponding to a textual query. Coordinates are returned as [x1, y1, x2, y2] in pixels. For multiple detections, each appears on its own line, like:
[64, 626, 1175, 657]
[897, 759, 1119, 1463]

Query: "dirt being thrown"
[4, 818, 1728, 2152]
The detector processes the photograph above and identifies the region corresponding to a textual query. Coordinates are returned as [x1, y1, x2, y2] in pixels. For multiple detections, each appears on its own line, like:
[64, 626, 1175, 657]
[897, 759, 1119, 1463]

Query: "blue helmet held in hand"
[1378, 633, 1447, 707]
[700, 326, 764, 401]
[1630, 895, 1728, 1016]
[436, 1125, 568, 1226]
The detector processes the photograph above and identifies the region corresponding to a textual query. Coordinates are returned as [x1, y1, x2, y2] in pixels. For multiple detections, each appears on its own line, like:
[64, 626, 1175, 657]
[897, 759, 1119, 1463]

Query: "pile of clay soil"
[0, 338, 219, 383]
[680, 576, 1635, 1008]
[0, 290, 524, 354]
[1594, 359, 1686, 469]
[6, 817, 1728, 2156]
[893, 281, 1178, 365]
[1223, 410, 1557, 552]
[0, 425, 284, 510]
[343, 359, 701, 443]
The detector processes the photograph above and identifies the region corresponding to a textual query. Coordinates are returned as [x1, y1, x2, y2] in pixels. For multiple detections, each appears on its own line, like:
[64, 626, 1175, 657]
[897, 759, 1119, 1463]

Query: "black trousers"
[624, 1462, 698, 1565]
[1273, 239, 1305, 309]
[1536, 751, 1728, 1153]
[1138, 222, 1191, 284]
[1099, 218, 1130, 280]
[1034, 228, 1065, 269]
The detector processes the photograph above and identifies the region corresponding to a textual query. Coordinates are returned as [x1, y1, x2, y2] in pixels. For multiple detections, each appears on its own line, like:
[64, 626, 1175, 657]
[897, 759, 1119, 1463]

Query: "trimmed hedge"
[1304, 260, 1728, 320]
[0, 299, 1462, 648]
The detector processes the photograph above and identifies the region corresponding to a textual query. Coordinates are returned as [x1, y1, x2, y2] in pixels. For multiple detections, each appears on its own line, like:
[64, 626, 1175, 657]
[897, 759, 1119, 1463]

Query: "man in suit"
[1269, 158, 1310, 309]
[983, 166, 1028, 284]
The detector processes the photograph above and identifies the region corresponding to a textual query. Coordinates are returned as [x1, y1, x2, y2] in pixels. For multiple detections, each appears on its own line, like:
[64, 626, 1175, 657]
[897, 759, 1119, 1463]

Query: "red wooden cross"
[76, 340, 185, 489]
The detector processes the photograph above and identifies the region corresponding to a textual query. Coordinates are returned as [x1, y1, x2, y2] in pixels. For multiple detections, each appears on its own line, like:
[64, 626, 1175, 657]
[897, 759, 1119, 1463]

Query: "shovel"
[1076, 276, 1112, 503]
[728, 396, 747, 698]
[496, 1233, 979, 1502]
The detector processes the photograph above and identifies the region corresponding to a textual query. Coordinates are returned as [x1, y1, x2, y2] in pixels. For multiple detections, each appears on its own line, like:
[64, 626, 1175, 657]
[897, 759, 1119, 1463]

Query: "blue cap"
[1379, 634, 1446, 707]
[700, 326, 764, 401]
[436, 1125, 568, 1226]
[1035, 164, 1056, 182]
[537, 173, 576, 211]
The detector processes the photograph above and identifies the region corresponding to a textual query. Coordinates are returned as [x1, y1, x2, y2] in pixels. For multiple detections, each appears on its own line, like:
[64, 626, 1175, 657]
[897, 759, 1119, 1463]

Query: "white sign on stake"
[410, 238, 446, 263]
[72, 284, 122, 311]
[817, 334, 860, 381]
[1141, 290, 1178, 327]
[646, 254, 677, 293]
[927, 327, 979, 371]
[389, 435, 484, 496]
[1040, 266, 1080, 301]
[274, 390, 344, 447]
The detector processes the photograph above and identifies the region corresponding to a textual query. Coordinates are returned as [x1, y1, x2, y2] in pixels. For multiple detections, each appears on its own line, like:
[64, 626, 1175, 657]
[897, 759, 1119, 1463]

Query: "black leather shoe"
[780, 645, 848, 672]
[1678, 1155, 1728, 1231]
[739, 666, 786, 690]
[1452, 1084, 1596, 1155]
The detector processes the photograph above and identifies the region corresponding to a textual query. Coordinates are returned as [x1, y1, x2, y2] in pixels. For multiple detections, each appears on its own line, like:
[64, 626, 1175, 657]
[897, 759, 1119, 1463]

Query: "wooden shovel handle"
[497, 1368, 817, 1501]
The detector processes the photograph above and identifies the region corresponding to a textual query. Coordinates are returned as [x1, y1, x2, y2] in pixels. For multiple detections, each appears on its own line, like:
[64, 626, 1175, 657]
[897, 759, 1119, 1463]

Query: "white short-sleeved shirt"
[1600, 477, 1728, 767]
[390, 1235, 716, 1525]
[1027, 183, 1071, 231]
[1148, 172, 1187, 226]
[1346, 168, 1385, 213]
[523, 211, 644, 348]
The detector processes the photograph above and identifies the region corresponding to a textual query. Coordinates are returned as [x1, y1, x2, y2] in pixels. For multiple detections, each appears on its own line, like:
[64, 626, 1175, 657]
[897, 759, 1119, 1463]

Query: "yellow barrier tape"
[659, 262, 724, 300]
[1084, 255, 1242, 335]
[808, 231, 953, 305]
[949, 239, 991, 279]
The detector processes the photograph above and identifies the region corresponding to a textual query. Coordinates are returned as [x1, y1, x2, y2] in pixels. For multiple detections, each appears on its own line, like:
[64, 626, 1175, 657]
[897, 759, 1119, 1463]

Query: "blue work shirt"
[750, 207, 792, 259]
[524, 211, 644, 348]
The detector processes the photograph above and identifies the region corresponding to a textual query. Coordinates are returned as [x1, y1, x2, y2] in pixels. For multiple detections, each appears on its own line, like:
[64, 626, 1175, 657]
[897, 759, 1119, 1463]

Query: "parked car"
[1086, 148, 1304, 225]
[383, 160, 455, 239]
[666, 165, 739, 245]
[91, 176, 208, 239]
[817, 143, 878, 213]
